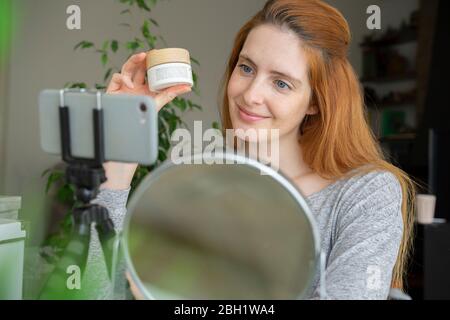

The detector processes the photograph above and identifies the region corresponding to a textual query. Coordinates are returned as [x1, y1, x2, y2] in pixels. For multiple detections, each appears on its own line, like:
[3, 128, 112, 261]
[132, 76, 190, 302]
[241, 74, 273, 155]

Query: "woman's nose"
[242, 79, 265, 106]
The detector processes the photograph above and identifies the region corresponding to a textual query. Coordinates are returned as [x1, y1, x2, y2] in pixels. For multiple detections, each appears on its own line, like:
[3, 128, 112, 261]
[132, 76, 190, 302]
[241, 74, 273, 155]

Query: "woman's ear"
[306, 91, 319, 116]
[306, 104, 319, 116]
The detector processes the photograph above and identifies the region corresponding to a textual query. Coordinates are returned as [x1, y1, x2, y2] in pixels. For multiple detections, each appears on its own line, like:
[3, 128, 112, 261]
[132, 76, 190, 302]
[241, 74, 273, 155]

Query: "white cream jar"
[146, 48, 194, 93]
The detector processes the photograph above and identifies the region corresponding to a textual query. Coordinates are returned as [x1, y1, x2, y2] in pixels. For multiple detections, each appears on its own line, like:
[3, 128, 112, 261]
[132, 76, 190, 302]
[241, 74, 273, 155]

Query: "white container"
[416, 194, 437, 224]
[0, 219, 26, 299]
[0, 196, 21, 220]
[146, 48, 193, 93]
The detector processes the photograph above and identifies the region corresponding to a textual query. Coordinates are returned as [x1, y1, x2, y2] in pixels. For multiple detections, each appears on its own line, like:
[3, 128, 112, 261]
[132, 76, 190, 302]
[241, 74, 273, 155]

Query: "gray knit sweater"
[303, 169, 403, 299]
[87, 168, 403, 300]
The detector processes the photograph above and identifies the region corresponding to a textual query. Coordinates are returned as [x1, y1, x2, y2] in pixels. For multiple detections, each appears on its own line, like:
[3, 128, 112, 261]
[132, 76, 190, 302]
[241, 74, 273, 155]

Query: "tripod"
[39, 90, 118, 299]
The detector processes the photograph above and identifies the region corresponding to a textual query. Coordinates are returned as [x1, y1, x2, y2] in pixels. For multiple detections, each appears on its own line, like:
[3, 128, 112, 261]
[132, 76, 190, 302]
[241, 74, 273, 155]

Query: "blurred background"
[0, 0, 449, 299]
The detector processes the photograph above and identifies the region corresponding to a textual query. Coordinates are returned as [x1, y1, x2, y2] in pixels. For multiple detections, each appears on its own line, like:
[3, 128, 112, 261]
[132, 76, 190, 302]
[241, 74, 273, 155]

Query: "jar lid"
[146, 48, 191, 69]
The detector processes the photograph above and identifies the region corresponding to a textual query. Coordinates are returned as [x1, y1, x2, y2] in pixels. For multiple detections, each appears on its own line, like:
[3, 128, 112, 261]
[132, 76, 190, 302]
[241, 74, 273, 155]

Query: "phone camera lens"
[140, 103, 147, 112]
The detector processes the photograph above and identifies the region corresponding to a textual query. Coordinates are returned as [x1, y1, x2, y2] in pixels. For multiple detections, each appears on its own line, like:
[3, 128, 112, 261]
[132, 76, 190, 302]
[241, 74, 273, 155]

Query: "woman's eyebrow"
[239, 54, 302, 86]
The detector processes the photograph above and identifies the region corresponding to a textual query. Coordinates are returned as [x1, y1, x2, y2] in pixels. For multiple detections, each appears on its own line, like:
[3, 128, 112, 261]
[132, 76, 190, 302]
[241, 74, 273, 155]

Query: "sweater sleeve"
[310, 172, 404, 300]
[91, 188, 131, 232]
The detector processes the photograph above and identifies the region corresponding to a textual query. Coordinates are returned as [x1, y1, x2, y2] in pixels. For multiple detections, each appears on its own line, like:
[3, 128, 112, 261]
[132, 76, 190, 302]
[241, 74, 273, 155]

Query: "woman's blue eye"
[239, 64, 253, 74]
[275, 80, 290, 90]
[238, 64, 291, 90]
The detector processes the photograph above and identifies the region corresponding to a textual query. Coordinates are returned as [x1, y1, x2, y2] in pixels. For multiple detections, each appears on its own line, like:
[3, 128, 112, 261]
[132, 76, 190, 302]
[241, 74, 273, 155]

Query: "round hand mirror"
[123, 152, 320, 299]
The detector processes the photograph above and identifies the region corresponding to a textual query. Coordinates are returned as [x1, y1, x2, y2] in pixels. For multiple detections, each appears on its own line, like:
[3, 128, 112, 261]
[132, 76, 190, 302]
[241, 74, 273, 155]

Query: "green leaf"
[74, 41, 94, 50]
[158, 148, 167, 162]
[82, 43, 94, 49]
[149, 18, 159, 27]
[158, 116, 170, 135]
[190, 57, 200, 67]
[41, 169, 51, 178]
[126, 41, 140, 51]
[60, 211, 73, 229]
[187, 100, 202, 111]
[192, 72, 198, 86]
[68, 82, 87, 89]
[56, 184, 75, 203]
[212, 121, 220, 130]
[102, 40, 109, 51]
[141, 20, 156, 48]
[146, 35, 157, 49]
[111, 40, 119, 53]
[103, 68, 113, 82]
[101, 53, 108, 66]
[192, 73, 201, 95]
[173, 98, 187, 112]
[136, 0, 151, 11]
[45, 171, 64, 194]
[167, 113, 181, 133]
[141, 20, 150, 38]
[136, 166, 149, 179]
[95, 84, 107, 90]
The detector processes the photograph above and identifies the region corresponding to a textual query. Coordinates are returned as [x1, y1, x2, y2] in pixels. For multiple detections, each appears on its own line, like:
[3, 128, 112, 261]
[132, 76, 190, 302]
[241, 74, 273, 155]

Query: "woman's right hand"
[102, 51, 192, 190]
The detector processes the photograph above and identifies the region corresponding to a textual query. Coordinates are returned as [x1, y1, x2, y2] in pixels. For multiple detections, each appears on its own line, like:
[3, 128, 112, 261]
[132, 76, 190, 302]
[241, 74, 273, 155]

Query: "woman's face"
[227, 24, 316, 142]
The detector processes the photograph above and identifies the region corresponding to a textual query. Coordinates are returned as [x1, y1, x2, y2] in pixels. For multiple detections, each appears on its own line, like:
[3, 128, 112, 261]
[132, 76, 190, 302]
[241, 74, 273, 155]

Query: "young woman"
[90, 0, 416, 299]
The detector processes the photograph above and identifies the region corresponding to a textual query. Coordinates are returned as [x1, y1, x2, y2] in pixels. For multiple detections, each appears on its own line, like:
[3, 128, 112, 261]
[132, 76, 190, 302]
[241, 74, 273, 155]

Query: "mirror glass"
[123, 153, 319, 299]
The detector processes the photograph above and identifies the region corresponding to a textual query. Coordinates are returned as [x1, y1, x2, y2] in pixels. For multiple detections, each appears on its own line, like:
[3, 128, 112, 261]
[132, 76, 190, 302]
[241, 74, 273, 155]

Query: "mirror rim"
[122, 151, 321, 299]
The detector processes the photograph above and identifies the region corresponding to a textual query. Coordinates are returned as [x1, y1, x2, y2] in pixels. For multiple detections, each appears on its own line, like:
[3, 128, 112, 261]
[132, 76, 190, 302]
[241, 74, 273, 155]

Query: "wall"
[1, 0, 418, 209]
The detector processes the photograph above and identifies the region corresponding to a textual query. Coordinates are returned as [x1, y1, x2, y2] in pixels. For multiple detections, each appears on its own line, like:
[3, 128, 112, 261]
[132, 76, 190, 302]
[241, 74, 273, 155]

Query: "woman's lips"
[237, 104, 271, 122]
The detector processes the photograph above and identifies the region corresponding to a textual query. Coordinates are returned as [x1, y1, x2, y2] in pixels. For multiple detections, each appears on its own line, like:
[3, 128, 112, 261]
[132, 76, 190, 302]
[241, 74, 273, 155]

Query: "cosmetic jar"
[146, 48, 194, 92]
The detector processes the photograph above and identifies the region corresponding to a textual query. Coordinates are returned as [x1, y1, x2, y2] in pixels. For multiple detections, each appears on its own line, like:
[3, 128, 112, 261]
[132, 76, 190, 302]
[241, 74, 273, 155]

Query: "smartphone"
[39, 89, 158, 165]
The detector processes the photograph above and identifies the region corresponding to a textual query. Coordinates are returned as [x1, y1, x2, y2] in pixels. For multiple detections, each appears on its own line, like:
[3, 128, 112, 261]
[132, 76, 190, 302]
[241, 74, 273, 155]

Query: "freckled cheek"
[228, 78, 250, 118]
[228, 73, 245, 99]
[269, 108, 289, 123]
[269, 98, 307, 126]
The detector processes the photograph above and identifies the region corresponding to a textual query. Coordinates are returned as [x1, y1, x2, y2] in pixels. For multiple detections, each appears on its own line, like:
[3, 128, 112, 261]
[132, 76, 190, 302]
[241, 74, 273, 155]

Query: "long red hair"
[219, 0, 417, 290]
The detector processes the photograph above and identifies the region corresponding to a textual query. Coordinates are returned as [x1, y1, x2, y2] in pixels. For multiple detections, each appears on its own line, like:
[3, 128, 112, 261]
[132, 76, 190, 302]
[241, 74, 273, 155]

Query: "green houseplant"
[41, 0, 217, 261]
